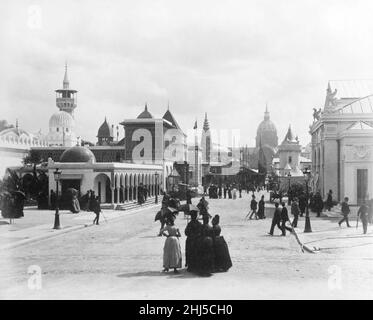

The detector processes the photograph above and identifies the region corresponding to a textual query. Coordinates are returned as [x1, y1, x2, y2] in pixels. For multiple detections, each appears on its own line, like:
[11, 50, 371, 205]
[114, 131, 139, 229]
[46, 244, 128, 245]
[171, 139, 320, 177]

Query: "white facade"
[310, 81, 373, 204]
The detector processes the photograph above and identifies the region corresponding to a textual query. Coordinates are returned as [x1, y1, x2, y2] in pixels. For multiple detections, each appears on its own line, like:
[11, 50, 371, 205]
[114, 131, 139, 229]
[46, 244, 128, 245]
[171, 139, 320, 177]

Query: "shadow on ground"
[117, 269, 209, 279]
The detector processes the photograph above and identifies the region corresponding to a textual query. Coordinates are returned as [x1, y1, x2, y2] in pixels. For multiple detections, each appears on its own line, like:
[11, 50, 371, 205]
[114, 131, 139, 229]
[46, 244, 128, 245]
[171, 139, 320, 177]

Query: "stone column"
[111, 187, 115, 206]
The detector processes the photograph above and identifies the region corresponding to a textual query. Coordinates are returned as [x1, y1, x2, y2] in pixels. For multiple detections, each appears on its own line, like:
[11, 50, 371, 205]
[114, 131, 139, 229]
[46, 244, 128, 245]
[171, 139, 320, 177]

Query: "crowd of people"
[159, 192, 232, 276]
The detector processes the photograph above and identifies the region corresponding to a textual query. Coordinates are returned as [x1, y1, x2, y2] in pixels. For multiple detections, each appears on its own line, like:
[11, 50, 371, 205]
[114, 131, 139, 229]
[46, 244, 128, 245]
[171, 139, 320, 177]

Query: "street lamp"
[154, 172, 159, 204]
[303, 169, 312, 233]
[287, 172, 292, 205]
[53, 168, 62, 230]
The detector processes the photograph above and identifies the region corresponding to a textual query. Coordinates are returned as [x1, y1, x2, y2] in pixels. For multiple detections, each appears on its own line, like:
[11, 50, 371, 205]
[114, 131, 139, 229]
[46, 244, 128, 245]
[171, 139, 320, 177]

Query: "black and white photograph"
[0, 0, 373, 305]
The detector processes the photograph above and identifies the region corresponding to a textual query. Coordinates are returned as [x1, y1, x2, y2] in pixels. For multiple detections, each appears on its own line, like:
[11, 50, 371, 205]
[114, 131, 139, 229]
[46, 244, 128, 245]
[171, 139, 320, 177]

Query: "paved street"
[1, 192, 373, 300]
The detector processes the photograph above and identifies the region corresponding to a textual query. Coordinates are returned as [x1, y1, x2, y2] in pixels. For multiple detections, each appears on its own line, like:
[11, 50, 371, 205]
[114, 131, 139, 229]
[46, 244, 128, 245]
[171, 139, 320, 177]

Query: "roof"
[281, 125, 298, 144]
[163, 109, 181, 130]
[49, 111, 74, 128]
[137, 104, 153, 119]
[60, 146, 96, 163]
[97, 118, 113, 138]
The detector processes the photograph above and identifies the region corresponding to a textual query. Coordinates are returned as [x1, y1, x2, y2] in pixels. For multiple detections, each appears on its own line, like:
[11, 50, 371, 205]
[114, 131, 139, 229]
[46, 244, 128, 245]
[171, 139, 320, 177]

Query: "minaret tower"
[55, 63, 78, 117]
[201, 112, 212, 163]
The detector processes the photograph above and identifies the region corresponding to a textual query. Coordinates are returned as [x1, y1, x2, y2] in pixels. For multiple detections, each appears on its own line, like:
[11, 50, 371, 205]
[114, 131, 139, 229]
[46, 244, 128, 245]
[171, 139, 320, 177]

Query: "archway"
[94, 173, 111, 203]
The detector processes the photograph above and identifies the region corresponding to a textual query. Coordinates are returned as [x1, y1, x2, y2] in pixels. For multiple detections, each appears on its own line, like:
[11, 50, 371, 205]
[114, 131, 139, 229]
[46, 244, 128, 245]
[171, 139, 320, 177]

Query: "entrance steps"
[100, 198, 159, 211]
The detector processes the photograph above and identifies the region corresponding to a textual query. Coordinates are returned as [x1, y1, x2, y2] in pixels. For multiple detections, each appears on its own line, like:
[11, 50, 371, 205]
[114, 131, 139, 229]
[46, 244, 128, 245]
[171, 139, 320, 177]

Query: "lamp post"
[53, 168, 62, 230]
[155, 172, 159, 204]
[303, 169, 312, 233]
[287, 173, 292, 205]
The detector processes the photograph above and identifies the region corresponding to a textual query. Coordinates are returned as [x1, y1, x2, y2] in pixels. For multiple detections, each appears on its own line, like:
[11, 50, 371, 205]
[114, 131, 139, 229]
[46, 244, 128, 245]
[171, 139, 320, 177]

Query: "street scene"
[1, 1, 373, 301]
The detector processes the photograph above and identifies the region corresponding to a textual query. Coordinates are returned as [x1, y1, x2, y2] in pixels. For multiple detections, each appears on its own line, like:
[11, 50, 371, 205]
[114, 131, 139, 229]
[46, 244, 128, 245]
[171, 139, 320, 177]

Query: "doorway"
[357, 169, 368, 205]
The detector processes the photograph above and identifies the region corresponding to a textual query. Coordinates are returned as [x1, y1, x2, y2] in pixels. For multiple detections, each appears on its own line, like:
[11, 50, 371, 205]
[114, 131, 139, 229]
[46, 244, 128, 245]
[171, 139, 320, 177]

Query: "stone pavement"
[0, 203, 161, 250]
[2, 191, 373, 299]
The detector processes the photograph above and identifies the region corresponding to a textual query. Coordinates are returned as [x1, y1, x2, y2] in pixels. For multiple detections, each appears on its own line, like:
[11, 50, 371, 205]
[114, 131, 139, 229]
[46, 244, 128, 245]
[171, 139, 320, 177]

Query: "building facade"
[309, 81, 373, 204]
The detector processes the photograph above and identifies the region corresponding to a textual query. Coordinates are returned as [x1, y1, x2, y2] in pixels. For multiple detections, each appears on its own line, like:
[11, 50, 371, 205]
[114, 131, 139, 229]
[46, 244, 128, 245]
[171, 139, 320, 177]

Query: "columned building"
[309, 81, 373, 204]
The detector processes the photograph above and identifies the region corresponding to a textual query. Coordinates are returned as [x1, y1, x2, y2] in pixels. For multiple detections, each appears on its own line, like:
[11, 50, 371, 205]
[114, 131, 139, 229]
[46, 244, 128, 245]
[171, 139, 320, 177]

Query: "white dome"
[49, 111, 74, 128]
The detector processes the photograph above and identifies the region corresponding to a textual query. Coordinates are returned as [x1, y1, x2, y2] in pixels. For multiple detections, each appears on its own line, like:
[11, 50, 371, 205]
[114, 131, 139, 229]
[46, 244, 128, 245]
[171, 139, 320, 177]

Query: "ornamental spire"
[63, 62, 69, 89]
[203, 112, 210, 131]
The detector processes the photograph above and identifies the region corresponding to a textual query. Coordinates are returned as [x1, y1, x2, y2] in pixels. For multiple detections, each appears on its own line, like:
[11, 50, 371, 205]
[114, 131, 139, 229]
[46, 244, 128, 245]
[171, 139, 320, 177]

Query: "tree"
[0, 169, 25, 222]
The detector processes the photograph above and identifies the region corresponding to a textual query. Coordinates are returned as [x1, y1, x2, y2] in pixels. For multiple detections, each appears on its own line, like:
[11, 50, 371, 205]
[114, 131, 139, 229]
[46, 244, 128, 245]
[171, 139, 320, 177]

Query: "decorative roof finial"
[167, 100, 170, 110]
[16, 118, 19, 129]
[264, 103, 270, 120]
[145, 103, 148, 111]
[63, 61, 69, 89]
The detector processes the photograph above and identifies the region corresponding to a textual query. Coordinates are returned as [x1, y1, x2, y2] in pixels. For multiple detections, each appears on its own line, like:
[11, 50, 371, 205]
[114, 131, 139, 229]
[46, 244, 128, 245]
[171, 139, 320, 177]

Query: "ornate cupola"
[55, 63, 78, 117]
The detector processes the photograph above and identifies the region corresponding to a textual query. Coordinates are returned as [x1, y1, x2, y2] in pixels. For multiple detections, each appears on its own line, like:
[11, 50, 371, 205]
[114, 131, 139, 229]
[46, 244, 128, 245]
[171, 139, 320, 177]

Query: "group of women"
[160, 207, 232, 276]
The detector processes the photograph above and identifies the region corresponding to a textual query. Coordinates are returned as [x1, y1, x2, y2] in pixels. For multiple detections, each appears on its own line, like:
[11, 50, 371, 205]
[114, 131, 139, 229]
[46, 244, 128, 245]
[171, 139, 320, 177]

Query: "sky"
[1, 0, 373, 147]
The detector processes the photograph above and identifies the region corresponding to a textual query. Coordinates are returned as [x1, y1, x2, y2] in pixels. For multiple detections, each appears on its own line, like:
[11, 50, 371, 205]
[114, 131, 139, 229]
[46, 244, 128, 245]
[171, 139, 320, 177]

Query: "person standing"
[211, 215, 232, 272]
[298, 192, 306, 217]
[218, 185, 222, 199]
[257, 195, 265, 219]
[326, 190, 334, 211]
[195, 214, 215, 276]
[247, 195, 258, 220]
[338, 197, 351, 228]
[228, 186, 232, 199]
[357, 201, 369, 234]
[161, 215, 182, 274]
[223, 185, 227, 199]
[238, 185, 242, 198]
[280, 202, 293, 236]
[186, 188, 192, 205]
[184, 210, 202, 272]
[291, 198, 300, 228]
[232, 186, 237, 200]
[314, 192, 324, 217]
[268, 202, 282, 235]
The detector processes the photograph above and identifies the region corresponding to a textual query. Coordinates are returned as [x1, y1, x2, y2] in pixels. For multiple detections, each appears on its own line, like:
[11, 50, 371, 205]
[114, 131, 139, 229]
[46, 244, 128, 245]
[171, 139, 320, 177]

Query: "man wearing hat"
[268, 201, 282, 235]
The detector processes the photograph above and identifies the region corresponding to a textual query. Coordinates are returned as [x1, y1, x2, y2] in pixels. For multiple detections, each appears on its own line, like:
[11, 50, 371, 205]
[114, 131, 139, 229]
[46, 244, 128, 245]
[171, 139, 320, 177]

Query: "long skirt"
[213, 236, 232, 272]
[163, 236, 182, 269]
[70, 199, 80, 213]
[195, 236, 215, 275]
[185, 237, 199, 271]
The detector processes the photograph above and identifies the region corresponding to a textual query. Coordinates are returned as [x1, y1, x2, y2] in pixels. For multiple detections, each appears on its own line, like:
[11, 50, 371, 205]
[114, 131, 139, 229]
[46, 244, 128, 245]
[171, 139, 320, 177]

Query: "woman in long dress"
[161, 215, 182, 273]
[195, 214, 215, 276]
[212, 215, 232, 272]
[185, 210, 202, 272]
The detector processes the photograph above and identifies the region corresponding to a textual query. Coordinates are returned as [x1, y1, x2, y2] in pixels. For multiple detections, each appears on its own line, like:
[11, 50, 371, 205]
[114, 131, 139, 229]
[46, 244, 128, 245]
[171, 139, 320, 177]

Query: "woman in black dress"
[195, 214, 215, 276]
[184, 210, 202, 272]
[211, 215, 232, 272]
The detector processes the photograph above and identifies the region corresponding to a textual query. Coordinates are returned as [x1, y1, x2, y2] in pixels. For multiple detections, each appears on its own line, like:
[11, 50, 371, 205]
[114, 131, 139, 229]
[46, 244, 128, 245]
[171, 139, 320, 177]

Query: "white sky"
[1, 0, 373, 146]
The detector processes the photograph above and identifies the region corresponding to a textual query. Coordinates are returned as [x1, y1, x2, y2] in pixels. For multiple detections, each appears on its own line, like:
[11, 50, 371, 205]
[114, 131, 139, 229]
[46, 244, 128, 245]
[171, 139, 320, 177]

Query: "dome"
[97, 118, 113, 138]
[49, 111, 74, 128]
[257, 119, 277, 134]
[60, 146, 96, 163]
[137, 104, 153, 119]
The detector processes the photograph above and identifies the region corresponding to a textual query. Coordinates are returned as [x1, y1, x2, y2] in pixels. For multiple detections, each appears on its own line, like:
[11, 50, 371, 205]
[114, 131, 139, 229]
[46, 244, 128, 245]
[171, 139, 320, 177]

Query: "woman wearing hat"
[160, 213, 182, 273]
[184, 208, 202, 272]
[212, 215, 232, 272]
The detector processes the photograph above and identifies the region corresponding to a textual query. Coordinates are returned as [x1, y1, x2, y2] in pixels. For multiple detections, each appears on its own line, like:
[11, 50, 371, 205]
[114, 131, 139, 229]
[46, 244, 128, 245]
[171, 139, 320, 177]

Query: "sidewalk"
[0, 203, 161, 250]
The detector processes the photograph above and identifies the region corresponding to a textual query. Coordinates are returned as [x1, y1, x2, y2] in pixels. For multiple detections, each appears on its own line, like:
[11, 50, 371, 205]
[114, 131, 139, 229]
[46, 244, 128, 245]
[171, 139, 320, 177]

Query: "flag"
[193, 120, 197, 129]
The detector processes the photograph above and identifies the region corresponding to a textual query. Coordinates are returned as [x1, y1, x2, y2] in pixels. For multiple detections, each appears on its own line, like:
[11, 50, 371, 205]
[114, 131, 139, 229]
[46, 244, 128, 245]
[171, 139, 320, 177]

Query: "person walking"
[338, 197, 351, 228]
[160, 215, 182, 274]
[357, 201, 369, 234]
[247, 194, 258, 220]
[257, 195, 265, 219]
[280, 202, 293, 236]
[92, 196, 101, 225]
[291, 198, 300, 228]
[326, 190, 334, 211]
[268, 202, 282, 235]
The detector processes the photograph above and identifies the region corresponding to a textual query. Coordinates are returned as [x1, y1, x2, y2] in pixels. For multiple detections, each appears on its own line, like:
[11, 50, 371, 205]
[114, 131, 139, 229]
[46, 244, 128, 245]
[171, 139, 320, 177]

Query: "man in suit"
[280, 202, 293, 236]
[268, 202, 282, 236]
